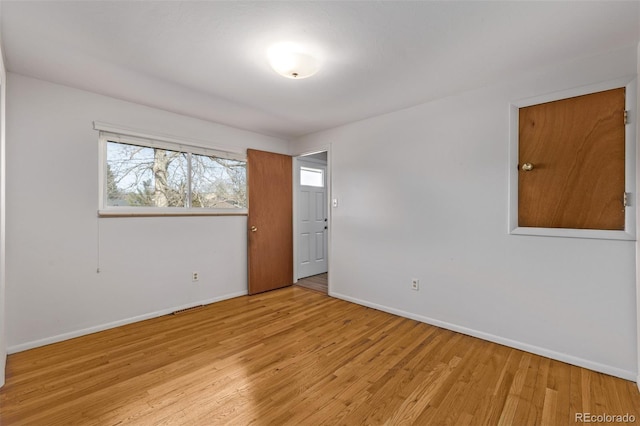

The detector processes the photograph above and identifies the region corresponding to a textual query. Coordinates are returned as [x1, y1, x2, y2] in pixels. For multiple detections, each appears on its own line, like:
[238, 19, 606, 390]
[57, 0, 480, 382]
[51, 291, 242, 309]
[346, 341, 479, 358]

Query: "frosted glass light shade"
[268, 43, 319, 79]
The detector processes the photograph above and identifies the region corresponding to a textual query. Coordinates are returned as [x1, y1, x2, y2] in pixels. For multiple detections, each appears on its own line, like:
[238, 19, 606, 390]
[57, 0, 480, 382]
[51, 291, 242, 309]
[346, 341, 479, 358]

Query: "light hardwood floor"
[1, 286, 639, 425]
[295, 273, 328, 294]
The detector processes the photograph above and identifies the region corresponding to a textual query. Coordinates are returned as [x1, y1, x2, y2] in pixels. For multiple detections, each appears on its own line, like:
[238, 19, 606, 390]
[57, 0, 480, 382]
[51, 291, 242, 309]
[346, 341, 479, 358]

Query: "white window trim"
[94, 121, 245, 160]
[508, 77, 637, 241]
[96, 123, 247, 217]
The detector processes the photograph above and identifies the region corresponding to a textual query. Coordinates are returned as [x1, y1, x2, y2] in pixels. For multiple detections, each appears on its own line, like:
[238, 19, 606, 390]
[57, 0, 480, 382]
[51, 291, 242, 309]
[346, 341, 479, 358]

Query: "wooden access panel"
[247, 149, 293, 295]
[518, 88, 626, 230]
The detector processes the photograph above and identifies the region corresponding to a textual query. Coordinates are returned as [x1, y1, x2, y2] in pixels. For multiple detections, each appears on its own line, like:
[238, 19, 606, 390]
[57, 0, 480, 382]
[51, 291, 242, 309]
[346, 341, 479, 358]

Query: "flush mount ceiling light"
[268, 42, 320, 79]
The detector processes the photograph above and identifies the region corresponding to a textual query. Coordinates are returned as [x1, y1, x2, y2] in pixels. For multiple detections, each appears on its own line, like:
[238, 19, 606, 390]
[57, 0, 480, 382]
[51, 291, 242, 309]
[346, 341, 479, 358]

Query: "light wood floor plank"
[295, 272, 328, 294]
[1, 286, 639, 425]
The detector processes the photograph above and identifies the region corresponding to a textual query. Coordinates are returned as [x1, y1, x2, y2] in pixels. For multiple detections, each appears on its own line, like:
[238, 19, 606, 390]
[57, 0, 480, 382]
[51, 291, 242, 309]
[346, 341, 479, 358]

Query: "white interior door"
[298, 160, 328, 278]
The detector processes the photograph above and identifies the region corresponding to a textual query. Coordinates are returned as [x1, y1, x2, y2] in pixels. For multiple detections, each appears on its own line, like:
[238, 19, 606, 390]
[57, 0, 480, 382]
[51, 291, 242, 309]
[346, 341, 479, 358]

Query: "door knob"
[250, 226, 258, 232]
[521, 163, 534, 171]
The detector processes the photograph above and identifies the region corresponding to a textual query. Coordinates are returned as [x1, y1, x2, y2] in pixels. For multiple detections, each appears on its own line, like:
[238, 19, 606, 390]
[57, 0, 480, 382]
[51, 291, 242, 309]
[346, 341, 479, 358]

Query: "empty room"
[0, 1, 640, 425]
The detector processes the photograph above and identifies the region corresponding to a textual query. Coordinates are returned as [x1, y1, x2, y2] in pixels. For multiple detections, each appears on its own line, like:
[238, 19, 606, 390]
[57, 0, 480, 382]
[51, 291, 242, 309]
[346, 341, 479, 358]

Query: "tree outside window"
[106, 141, 246, 210]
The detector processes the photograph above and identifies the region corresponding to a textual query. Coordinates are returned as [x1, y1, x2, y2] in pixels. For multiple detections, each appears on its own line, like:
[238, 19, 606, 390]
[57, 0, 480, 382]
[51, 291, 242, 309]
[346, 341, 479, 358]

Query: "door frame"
[292, 146, 332, 294]
[295, 157, 328, 279]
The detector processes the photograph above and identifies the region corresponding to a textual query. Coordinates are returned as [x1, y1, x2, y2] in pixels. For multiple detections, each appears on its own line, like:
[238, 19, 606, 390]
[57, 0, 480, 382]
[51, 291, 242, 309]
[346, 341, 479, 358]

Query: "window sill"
[510, 226, 635, 241]
[98, 209, 247, 218]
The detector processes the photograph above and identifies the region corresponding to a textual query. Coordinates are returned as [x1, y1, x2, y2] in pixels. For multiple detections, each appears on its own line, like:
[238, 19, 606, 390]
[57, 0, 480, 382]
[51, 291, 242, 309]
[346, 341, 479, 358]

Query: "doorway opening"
[294, 151, 329, 294]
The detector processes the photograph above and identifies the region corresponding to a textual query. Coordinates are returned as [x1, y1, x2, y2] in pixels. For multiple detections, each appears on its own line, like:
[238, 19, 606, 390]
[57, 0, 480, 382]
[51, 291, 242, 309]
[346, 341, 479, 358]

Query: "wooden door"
[518, 88, 626, 230]
[298, 161, 328, 278]
[247, 149, 293, 295]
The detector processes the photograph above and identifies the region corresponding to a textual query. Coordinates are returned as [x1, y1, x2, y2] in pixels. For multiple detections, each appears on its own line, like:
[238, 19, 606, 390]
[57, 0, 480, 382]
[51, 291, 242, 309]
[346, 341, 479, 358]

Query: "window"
[99, 131, 246, 215]
[300, 167, 324, 187]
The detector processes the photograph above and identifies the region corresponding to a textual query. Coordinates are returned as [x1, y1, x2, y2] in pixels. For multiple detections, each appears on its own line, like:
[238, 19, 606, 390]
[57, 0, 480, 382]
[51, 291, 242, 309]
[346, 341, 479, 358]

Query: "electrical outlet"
[192, 272, 199, 282]
[411, 278, 419, 291]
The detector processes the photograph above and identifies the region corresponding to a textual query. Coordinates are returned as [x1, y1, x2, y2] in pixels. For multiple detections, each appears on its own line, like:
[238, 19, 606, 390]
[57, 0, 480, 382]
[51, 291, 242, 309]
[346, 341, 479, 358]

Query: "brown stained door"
[518, 88, 626, 230]
[247, 149, 293, 294]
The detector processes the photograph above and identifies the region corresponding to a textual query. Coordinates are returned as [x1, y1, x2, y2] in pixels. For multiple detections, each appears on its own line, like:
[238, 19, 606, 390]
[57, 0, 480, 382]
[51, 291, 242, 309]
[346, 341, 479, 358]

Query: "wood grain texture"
[519, 88, 625, 230]
[1, 287, 638, 425]
[247, 149, 293, 294]
[295, 272, 328, 294]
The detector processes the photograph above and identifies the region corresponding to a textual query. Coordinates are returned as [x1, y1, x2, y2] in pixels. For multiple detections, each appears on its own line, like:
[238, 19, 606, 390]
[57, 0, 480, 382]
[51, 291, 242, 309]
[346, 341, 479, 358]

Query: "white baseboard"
[7, 291, 247, 354]
[329, 291, 637, 382]
[8, 289, 637, 383]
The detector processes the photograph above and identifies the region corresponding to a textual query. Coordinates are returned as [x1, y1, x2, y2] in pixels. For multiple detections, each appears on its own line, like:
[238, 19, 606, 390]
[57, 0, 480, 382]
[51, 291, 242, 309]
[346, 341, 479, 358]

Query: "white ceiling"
[1, 1, 639, 139]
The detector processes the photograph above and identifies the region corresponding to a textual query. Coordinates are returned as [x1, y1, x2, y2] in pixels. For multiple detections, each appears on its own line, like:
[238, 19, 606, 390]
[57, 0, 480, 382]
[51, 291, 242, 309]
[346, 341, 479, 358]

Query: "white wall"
[637, 38, 640, 389]
[5, 73, 290, 352]
[0, 27, 6, 388]
[296, 46, 639, 380]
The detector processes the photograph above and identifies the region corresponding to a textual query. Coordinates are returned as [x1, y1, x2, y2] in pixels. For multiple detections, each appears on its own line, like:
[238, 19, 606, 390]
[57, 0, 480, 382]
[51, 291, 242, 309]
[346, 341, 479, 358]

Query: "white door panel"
[300, 191, 310, 221]
[315, 232, 325, 261]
